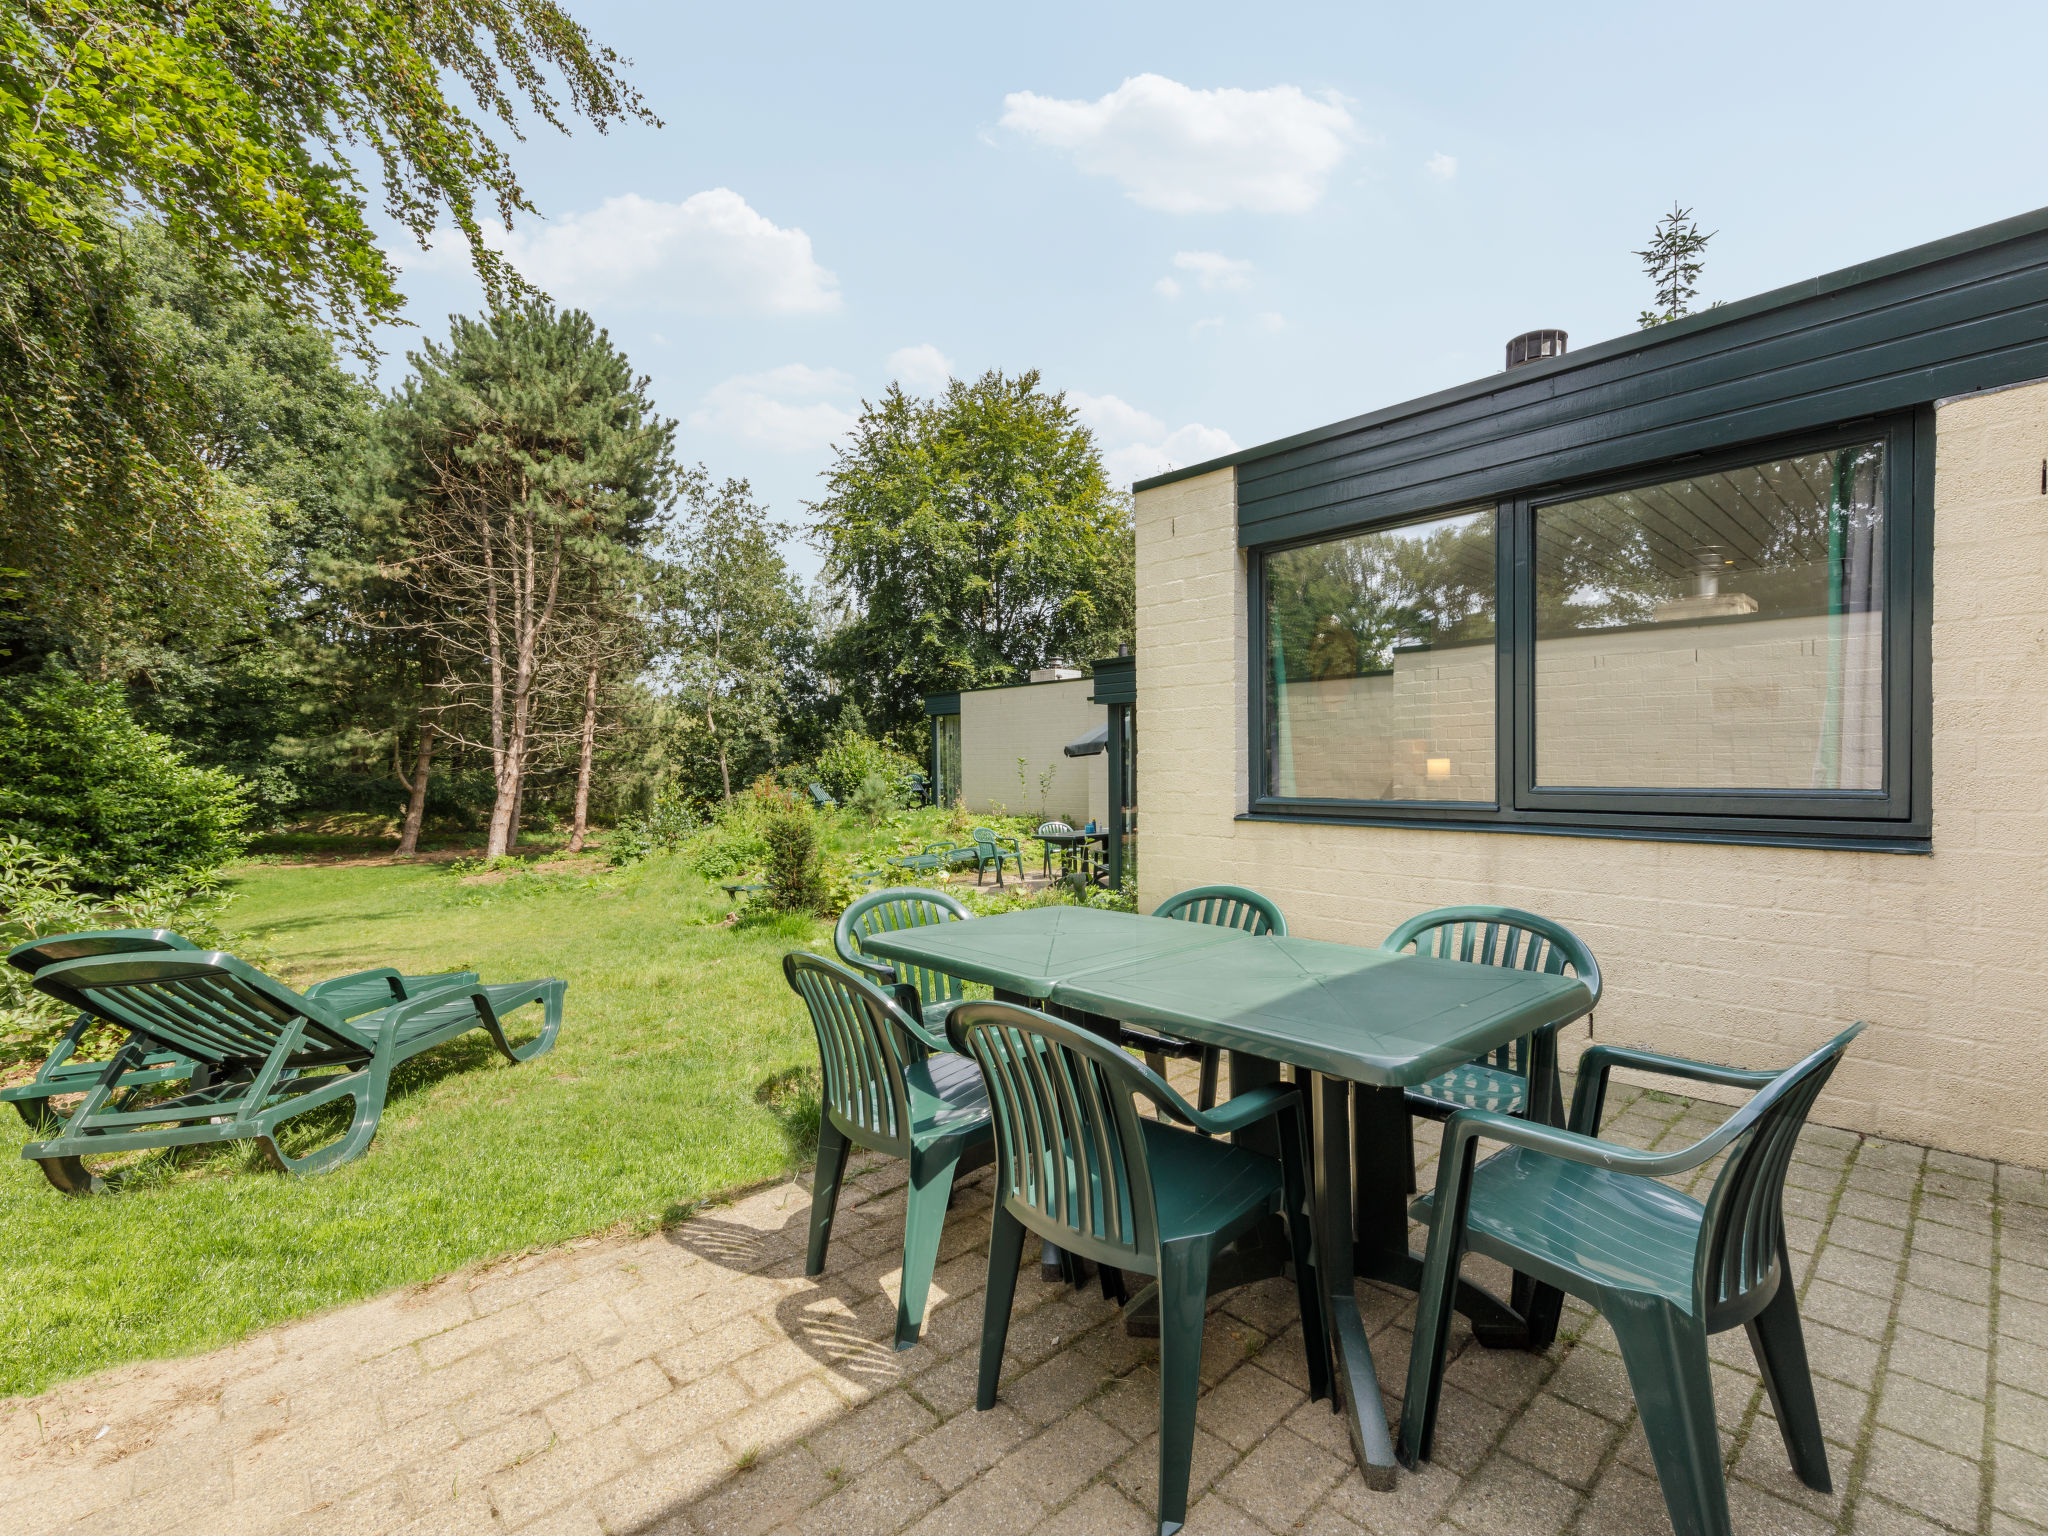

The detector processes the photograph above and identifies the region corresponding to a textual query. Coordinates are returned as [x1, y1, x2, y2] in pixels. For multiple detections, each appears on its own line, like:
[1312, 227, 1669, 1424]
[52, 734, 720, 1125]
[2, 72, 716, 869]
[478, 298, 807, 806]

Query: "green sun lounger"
[3, 929, 480, 1131]
[19, 949, 564, 1193]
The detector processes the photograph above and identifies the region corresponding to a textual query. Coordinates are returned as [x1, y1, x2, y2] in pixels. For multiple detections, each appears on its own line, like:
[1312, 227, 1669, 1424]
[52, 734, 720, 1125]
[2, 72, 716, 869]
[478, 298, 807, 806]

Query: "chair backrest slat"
[31, 952, 365, 1066]
[1152, 884, 1287, 938]
[784, 953, 922, 1154]
[834, 886, 973, 1014]
[1697, 1031, 1857, 1323]
[948, 1002, 1157, 1264]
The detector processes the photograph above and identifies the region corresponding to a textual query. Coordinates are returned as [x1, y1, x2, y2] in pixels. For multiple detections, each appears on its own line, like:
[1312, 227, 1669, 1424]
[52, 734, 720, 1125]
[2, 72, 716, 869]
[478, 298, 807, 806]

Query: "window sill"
[1234, 808, 1931, 854]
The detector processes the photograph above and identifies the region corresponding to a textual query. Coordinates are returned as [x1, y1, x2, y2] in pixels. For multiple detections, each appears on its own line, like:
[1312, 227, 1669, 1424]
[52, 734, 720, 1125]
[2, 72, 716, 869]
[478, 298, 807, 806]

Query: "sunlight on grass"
[0, 851, 830, 1398]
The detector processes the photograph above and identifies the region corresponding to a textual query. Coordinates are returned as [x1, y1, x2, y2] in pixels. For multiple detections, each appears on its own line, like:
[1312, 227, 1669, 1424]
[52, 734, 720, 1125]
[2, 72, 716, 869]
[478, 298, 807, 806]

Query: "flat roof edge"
[1132, 203, 2048, 494]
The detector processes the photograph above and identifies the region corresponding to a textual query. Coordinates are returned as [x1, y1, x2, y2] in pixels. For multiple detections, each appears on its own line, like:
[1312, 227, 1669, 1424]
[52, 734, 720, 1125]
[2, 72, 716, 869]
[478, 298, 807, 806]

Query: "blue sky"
[379, 0, 2048, 578]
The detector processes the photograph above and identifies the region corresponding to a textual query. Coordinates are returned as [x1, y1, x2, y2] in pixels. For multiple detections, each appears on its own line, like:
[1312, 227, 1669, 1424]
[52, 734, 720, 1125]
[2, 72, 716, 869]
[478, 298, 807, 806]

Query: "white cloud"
[1001, 74, 1355, 214]
[1154, 276, 1182, 300]
[428, 190, 841, 314]
[1071, 391, 1238, 485]
[688, 364, 856, 454]
[885, 343, 954, 393]
[1425, 151, 1458, 180]
[1170, 250, 1253, 292]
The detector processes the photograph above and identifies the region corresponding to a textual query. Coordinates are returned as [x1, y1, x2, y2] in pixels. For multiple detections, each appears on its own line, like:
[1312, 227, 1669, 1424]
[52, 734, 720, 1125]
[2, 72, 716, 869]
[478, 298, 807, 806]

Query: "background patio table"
[861, 905, 1594, 1490]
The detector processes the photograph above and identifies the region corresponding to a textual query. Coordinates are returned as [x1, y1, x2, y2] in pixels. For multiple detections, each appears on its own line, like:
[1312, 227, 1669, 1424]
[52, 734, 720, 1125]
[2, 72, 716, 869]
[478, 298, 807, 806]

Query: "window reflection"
[1263, 508, 1496, 802]
[1533, 443, 1885, 792]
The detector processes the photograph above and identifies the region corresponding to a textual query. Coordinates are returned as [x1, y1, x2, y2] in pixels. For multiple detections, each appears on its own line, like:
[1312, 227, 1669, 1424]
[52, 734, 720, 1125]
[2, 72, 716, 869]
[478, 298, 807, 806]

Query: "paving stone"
[1032, 1481, 1151, 1536]
[1468, 1380, 1598, 1492]
[1906, 1219, 1995, 1267]
[1441, 1449, 1581, 1536]
[1861, 1427, 1985, 1530]
[1725, 1477, 1838, 1536]
[1996, 1440, 2048, 1528]
[977, 1408, 1131, 1510]
[899, 1469, 1049, 1536]
[1198, 1363, 1307, 1453]
[804, 1389, 940, 1479]
[588, 1434, 730, 1532]
[542, 1358, 669, 1441]
[1815, 1245, 1905, 1299]
[1106, 1425, 1237, 1513]
[1846, 1495, 1958, 1536]
[1211, 1426, 1345, 1529]
[486, 1428, 639, 1528]
[1830, 1217, 1911, 1263]
[1001, 1345, 1118, 1428]
[1546, 1342, 1635, 1423]
[903, 1404, 1032, 1492]
[1874, 1372, 1986, 1458]
[1886, 1326, 1988, 1398]
[618, 1370, 753, 1456]
[2004, 1294, 2048, 1348]
[1995, 1383, 2048, 1452]
[1803, 1278, 1897, 1342]
[786, 1453, 942, 1536]
[1906, 1250, 1994, 1304]
[693, 1447, 836, 1536]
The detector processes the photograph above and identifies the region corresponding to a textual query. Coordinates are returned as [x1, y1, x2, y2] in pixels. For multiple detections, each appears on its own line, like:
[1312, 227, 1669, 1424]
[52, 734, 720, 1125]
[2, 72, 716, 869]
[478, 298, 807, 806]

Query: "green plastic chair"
[20, 952, 563, 1193]
[1151, 886, 1288, 1111]
[833, 886, 974, 1037]
[2, 929, 479, 1130]
[967, 828, 1024, 886]
[808, 782, 838, 809]
[947, 998, 1330, 1536]
[1033, 821, 1075, 879]
[783, 952, 993, 1350]
[1382, 905, 1601, 1132]
[1400, 1024, 1862, 1536]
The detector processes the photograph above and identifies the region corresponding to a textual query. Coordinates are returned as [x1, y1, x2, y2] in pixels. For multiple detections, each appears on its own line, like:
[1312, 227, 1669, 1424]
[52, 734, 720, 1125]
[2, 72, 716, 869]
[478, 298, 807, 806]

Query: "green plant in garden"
[605, 795, 696, 867]
[0, 665, 249, 891]
[761, 806, 828, 914]
[847, 770, 900, 826]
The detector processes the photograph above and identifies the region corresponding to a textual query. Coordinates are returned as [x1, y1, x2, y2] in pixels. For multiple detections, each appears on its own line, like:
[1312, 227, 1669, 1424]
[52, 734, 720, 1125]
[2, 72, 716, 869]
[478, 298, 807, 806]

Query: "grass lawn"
[0, 850, 837, 1399]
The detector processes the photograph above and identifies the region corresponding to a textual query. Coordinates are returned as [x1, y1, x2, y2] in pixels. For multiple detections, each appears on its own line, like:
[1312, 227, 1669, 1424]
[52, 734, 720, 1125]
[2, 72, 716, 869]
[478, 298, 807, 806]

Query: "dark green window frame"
[1244, 412, 1933, 851]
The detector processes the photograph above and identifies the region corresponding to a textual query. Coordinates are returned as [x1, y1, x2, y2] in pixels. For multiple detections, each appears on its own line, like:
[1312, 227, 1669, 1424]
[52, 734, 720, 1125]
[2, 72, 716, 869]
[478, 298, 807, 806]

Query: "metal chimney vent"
[1506, 329, 1568, 369]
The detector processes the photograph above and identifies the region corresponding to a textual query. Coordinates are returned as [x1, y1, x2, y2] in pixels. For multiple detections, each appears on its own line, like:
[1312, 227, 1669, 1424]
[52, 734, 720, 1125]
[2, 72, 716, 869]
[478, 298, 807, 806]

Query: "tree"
[810, 370, 1135, 734]
[656, 474, 808, 802]
[374, 305, 674, 857]
[1637, 203, 1715, 328]
[0, 0, 654, 650]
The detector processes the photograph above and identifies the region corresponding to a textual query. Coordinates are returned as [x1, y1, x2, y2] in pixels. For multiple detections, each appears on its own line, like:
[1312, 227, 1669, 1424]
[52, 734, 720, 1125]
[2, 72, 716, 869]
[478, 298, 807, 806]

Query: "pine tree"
[1637, 204, 1716, 328]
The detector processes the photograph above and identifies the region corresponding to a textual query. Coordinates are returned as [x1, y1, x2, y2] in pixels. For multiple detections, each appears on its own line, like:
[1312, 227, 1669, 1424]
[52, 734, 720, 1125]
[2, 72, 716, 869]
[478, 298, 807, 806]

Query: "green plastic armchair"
[833, 886, 973, 1037]
[947, 999, 1329, 1536]
[783, 953, 993, 1350]
[967, 828, 1024, 886]
[1150, 886, 1288, 1111]
[1033, 821, 1074, 879]
[1401, 1024, 1861, 1536]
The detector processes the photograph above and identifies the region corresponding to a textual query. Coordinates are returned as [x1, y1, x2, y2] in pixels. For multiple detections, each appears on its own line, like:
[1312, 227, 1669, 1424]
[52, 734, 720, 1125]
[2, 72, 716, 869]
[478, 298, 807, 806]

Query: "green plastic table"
[861, 905, 1594, 1490]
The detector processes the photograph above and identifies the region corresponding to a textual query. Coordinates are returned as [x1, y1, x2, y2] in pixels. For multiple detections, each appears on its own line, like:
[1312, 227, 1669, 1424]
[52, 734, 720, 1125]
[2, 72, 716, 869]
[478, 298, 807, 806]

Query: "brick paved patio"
[3, 1076, 2044, 1536]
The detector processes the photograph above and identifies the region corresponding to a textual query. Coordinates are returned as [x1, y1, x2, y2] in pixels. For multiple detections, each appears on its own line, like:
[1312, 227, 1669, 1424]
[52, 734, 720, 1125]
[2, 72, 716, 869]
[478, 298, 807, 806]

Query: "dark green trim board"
[1133, 204, 2048, 555]
[1088, 655, 1136, 705]
[922, 693, 961, 717]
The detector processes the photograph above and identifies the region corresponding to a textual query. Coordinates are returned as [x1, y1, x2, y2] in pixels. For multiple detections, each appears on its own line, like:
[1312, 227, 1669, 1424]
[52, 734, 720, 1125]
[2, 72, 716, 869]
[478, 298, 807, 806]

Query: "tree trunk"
[508, 766, 525, 856]
[568, 659, 600, 853]
[396, 718, 437, 856]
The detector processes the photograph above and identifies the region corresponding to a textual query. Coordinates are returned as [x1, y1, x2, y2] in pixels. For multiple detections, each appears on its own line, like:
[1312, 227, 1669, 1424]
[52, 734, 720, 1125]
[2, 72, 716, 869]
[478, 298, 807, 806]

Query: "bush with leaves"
[605, 795, 696, 867]
[0, 836, 246, 1062]
[0, 664, 250, 891]
[804, 731, 920, 805]
[847, 770, 900, 826]
[761, 806, 828, 914]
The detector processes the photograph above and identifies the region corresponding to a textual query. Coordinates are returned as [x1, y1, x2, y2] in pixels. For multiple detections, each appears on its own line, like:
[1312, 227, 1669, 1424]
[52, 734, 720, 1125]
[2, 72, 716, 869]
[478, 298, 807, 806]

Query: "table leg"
[1314, 1074, 1398, 1490]
[1349, 1083, 1533, 1347]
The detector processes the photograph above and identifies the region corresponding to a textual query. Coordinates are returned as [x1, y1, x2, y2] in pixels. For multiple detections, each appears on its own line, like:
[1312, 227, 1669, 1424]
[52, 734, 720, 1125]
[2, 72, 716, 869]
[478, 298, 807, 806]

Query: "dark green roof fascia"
[923, 692, 961, 717]
[1088, 656, 1136, 705]
[1131, 203, 2048, 543]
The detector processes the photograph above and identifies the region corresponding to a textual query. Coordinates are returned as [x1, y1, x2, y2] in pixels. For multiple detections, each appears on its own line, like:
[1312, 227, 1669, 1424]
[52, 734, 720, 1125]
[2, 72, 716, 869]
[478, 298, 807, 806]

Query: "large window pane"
[1534, 443, 1885, 791]
[1264, 508, 1495, 801]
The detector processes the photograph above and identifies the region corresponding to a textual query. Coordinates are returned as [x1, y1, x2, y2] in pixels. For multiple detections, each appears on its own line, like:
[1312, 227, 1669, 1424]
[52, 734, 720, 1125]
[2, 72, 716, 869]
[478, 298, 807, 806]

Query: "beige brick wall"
[1134, 380, 2048, 1168]
[958, 679, 1108, 828]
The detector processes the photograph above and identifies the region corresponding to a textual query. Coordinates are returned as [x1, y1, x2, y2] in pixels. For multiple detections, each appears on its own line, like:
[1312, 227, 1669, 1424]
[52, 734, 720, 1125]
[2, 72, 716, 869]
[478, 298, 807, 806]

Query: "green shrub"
[806, 733, 920, 804]
[761, 806, 828, 914]
[0, 665, 249, 890]
[606, 794, 696, 867]
[847, 769, 899, 825]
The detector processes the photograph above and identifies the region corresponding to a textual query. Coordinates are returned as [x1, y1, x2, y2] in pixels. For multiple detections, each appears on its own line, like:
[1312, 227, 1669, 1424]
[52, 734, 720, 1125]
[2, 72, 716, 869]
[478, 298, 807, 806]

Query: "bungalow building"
[1132, 206, 2048, 1168]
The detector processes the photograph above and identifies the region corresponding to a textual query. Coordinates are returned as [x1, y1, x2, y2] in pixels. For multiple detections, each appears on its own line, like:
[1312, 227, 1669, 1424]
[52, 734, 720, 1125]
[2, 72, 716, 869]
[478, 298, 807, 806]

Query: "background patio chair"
[21, 951, 562, 1193]
[1146, 886, 1288, 1110]
[947, 998, 1329, 1536]
[967, 827, 1024, 885]
[4, 929, 478, 1131]
[833, 886, 974, 1037]
[1033, 821, 1074, 879]
[808, 782, 838, 810]
[782, 952, 992, 1349]
[1401, 1024, 1862, 1536]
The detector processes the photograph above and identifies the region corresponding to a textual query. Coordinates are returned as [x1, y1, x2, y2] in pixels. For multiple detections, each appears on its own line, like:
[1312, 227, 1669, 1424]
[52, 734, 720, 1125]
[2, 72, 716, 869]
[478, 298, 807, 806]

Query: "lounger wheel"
[33, 1154, 106, 1196]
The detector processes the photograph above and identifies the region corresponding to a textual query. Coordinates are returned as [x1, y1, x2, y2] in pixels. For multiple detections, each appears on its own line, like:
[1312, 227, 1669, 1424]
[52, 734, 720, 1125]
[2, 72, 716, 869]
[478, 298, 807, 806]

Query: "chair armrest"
[1120, 1057, 1301, 1138]
[1569, 1043, 1781, 1136]
[304, 966, 401, 998]
[838, 949, 897, 985]
[1442, 1104, 1739, 1181]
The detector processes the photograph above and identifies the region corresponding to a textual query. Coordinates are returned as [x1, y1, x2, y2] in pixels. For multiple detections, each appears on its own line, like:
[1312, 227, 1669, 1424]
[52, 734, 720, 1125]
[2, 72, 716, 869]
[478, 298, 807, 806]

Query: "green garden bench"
[19, 950, 564, 1193]
[1401, 1024, 1860, 1536]
[3, 929, 480, 1131]
[948, 998, 1330, 1536]
[783, 952, 992, 1350]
